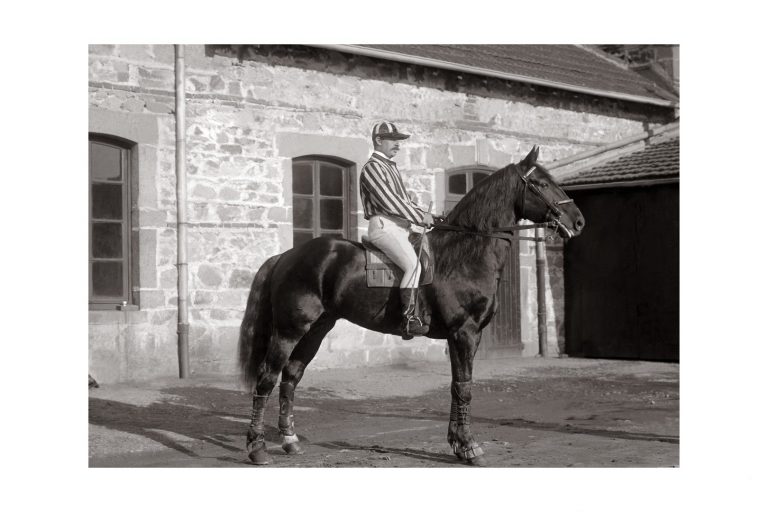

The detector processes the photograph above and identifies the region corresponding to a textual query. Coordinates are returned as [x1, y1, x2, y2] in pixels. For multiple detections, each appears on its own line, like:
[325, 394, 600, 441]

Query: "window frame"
[291, 155, 355, 247]
[89, 134, 138, 310]
[443, 165, 495, 213]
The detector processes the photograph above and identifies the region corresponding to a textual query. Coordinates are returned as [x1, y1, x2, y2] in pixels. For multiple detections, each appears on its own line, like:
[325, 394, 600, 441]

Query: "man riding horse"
[239, 126, 585, 466]
[360, 122, 434, 339]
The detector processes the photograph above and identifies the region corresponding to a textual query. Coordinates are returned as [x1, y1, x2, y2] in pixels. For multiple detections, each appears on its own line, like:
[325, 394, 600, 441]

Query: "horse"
[237, 145, 585, 466]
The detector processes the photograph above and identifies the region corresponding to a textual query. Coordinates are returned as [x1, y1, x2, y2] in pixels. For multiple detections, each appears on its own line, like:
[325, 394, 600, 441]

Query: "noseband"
[520, 165, 576, 238]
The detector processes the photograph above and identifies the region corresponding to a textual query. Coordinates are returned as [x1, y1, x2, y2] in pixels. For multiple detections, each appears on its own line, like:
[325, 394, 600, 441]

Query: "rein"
[420, 161, 577, 243]
[430, 221, 558, 243]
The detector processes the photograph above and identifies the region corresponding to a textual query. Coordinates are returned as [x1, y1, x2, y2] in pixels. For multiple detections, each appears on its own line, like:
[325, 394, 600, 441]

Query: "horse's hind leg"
[279, 315, 336, 455]
[246, 332, 304, 465]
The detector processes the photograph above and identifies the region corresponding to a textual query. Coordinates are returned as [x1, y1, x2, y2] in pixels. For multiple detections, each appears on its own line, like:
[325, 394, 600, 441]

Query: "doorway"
[443, 167, 522, 358]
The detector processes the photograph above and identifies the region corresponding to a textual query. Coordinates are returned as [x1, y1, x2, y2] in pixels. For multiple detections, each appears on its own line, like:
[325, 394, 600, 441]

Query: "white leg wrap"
[282, 434, 300, 445]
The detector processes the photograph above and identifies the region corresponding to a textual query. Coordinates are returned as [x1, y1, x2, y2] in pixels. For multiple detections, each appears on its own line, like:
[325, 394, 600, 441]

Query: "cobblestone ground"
[88, 358, 679, 468]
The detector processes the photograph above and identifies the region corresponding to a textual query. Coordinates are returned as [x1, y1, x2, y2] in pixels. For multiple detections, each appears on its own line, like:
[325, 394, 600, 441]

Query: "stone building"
[88, 44, 678, 383]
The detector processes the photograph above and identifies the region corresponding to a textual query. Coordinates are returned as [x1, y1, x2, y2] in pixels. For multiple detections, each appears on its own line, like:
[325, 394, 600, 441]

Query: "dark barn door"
[444, 169, 522, 358]
[564, 184, 679, 361]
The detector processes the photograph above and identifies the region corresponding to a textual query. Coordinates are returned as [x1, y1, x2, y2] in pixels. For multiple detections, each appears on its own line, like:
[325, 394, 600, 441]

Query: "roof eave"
[563, 177, 679, 191]
[312, 44, 678, 108]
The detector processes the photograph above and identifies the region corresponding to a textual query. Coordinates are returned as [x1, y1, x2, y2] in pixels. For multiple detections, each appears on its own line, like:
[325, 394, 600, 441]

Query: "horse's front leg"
[446, 327, 487, 467]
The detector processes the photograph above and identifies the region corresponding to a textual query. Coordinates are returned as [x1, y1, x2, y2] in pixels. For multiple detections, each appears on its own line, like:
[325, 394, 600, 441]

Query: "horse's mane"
[430, 164, 523, 275]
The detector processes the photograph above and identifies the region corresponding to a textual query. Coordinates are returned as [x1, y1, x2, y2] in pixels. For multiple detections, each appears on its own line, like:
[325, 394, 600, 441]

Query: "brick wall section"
[89, 44, 671, 383]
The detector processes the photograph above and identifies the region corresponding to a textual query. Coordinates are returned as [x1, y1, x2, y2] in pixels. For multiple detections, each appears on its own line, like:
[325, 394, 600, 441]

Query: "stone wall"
[88, 44, 671, 383]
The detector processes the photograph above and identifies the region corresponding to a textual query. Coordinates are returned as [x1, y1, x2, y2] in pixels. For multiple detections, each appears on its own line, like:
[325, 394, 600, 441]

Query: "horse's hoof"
[452, 441, 485, 464]
[282, 441, 305, 455]
[247, 445, 273, 465]
[467, 454, 488, 467]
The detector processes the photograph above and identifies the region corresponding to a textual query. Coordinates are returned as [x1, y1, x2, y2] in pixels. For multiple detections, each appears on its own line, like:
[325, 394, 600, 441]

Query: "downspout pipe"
[535, 227, 549, 357]
[175, 44, 190, 378]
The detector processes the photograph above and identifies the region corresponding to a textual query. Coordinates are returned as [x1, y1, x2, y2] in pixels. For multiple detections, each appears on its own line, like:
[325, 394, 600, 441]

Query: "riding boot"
[400, 288, 429, 339]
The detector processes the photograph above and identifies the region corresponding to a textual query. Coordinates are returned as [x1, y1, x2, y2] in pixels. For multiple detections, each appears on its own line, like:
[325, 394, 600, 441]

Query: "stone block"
[228, 268, 254, 289]
[216, 205, 241, 222]
[191, 329, 214, 359]
[146, 101, 173, 114]
[122, 98, 145, 113]
[426, 144, 451, 169]
[475, 139, 491, 166]
[140, 209, 166, 227]
[256, 194, 278, 205]
[89, 45, 115, 55]
[215, 326, 240, 351]
[246, 207, 266, 222]
[189, 77, 207, 92]
[139, 229, 157, 288]
[488, 147, 512, 169]
[210, 74, 226, 91]
[124, 311, 150, 325]
[89, 347, 123, 384]
[103, 95, 125, 110]
[267, 206, 289, 223]
[210, 309, 238, 321]
[150, 309, 176, 325]
[217, 289, 248, 308]
[197, 264, 223, 288]
[137, 66, 174, 89]
[276, 132, 370, 165]
[405, 147, 426, 169]
[192, 183, 217, 200]
[219, 187, 240, 201]
[140, 290, 166, 309]
[450, 145, 476, 167]
[116, 45, 151, 61]
[278, 225, 293, 251]
[151, 45, 174, 64]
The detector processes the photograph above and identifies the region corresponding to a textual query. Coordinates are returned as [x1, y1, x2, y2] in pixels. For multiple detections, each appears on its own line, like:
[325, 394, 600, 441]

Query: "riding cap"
[372, 121, 410, 140]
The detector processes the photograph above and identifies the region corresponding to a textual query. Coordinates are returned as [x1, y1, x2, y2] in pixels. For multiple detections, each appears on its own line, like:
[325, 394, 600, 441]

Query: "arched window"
[444, 166, 494, 213]
[89, 134, 136, 308]
[292, 156, 355, 247]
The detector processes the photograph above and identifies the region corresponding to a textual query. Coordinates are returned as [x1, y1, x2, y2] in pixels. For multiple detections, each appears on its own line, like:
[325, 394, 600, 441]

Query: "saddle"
[361, 232, 434, 288]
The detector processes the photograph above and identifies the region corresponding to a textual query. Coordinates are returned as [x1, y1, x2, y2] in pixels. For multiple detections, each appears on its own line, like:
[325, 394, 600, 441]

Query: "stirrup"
[403, 315, 429, 337]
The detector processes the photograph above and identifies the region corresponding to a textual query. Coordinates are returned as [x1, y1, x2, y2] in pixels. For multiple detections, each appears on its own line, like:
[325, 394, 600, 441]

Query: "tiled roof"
[560, 137, 679, 187]
[356, 44, 676, 104]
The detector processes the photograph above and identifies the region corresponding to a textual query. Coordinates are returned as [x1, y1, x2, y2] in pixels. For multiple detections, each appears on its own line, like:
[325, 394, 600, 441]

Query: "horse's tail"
[238, 254, 281, 390]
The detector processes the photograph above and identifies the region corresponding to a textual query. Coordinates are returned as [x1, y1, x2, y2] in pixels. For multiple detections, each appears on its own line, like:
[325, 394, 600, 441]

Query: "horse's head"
[514, 146, 585, 239]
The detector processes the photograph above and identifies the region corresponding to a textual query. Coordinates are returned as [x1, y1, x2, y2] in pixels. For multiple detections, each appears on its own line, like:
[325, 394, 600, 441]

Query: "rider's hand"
[422, 212, 434, 227]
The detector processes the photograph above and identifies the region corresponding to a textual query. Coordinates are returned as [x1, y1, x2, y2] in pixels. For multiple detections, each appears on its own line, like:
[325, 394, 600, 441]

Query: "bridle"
[430, 162, 578, 242]
[519, 164, 576, 238]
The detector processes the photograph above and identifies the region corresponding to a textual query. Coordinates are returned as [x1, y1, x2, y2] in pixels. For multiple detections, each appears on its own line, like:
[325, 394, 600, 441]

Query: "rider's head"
[372, 121, 410, 159]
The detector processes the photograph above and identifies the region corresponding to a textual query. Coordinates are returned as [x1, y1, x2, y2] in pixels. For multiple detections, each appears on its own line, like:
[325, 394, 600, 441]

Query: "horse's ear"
[522, 145, 539, 168]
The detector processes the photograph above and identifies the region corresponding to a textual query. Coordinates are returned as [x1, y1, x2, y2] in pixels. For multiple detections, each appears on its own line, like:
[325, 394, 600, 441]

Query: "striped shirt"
[360, 152, 425, 224]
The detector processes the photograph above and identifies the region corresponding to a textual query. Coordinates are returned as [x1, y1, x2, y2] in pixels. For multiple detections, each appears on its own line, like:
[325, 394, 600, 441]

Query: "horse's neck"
[432, 169, 523, 275]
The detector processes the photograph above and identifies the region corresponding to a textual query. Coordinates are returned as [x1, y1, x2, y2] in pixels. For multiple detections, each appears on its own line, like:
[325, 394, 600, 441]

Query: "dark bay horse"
[238, 146, 585, 466]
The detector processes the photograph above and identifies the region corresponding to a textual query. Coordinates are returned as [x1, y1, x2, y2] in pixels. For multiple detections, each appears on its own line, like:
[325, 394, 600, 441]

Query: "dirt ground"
[88, 357, 678, 468]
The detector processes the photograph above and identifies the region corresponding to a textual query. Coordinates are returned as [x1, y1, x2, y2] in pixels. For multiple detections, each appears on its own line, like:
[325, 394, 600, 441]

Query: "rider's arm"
[361, 162, 424, 224]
